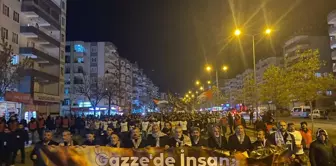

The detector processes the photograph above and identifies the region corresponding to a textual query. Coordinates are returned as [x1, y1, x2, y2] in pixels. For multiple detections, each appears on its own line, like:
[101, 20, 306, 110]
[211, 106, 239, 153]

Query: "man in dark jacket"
[60, 130, 79, 146]
[124, 127, 149, 148]
[268, 121, 296, 154]
[208, 126, 227, 150]
[228, 125, 252, 153]
[228, 112, 234, 134]
[0, 127, 14, 166]
[252, 130, 272, 150]
[147, 124, 170, 148]
[31, 130, 58, 166]
[190, 127, 207, 147]
[309, 128, 336, 166]
[82, 133, 99, 146]
[12, 123, 29, 164]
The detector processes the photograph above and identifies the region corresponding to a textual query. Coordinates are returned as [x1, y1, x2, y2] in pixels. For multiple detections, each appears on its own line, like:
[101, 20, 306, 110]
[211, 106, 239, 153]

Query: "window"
[64, 88, 69, 94]
[91, 57, 97, 63]
[61, 51, 64, 60]
[63, 99, 70, 106]
[1, 28, 8, 39]
[12, 32, 18, 44]
[11, 55, 19, 65]
[61, 1, 65, 10]
[60, 67, 64, 76]
[91, 46, 97, 53]
[65, 56, 70, 63]
[90, 67, 97, 73]
[61, 34, 65, 42]
[13, 11, 19, 22]
[74, 44, 85, 52]
[2, 4, 9, 17]
[61, 17, 65, 26]
[65, 45, 71, 52]
[315, 73, 321, 77]
[77, 57, 84, 63]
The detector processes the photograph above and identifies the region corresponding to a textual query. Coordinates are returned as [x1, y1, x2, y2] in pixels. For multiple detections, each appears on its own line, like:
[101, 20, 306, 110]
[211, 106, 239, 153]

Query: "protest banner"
[39, 146, 284, 166]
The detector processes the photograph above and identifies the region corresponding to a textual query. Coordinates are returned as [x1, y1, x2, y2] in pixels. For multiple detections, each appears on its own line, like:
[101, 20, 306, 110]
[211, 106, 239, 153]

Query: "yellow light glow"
[206, 65, 212, 72]
[188, 91, 192, 94]
[195, 80, 200, 85]
[200, 86, 204, 91]
[234, 29, 241, 36]
[192, 94, 195, 98]
[196, 91, 198, 94]
[265, 28, 272, 35]
[222, 65, 228, 71]
[185, 94, 189, 97]
[207, 80, 211, 84]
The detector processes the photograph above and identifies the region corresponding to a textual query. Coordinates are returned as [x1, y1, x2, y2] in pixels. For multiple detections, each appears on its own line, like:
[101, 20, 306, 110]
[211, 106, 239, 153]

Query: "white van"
[291, 106, 311, 118]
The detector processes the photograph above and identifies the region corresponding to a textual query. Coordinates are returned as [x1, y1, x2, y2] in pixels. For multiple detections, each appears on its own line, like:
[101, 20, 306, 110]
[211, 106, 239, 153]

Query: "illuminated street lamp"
[196, 91, 199, 94]
[191, 94, 195, 98]
[207, 80, 211, 84]
[206, 65, 212, 72]
[195, 80, 200, 85]
[200, 86, 204, 91]
[222, 65, 228, 71]
[185, 94, 189, 98]
[188, 91, 192, 94]
[234, 27, 273, 116]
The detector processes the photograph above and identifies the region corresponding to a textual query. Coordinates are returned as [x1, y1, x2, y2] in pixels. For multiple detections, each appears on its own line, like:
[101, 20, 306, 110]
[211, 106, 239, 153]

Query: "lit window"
[11, 55, 19, 65]
[74, 44, 85, 52]
[315, 73, 321, 77]
[64, 88, 69, 94]
[326, 91, 332, 96]
[79, 102, 91, 107]
[77, 57, 84, 63]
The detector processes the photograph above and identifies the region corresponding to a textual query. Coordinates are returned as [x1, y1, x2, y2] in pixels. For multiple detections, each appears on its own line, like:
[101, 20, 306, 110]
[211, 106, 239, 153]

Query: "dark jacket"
[30, 140, 59, 166]
[252, 139, 272, 150]
[12, 129, 29, 148]
[268, 131, 297, 154]
[147, 134, 170, 147]
[191, 137, 208, 147]
[82, 140, 98, 146]
[309, 140, 336, 166]
[0, 132, 15, 152]
[123, 138, 149, 148]
[208, 136, 227, 150]
[63, 140, 79, 146]
[227, 134, 252, 152]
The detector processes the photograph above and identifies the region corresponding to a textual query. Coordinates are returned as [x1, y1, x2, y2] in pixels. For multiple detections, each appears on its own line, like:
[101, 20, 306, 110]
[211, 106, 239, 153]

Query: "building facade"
[0, 0, 68, 120]
[328, 9, 336, 72]
[63, 41, 158, 115]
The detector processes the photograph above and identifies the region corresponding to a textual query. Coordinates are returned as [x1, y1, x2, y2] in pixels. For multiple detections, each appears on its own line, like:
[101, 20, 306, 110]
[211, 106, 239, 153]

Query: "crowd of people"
[0, 110, 335, 166]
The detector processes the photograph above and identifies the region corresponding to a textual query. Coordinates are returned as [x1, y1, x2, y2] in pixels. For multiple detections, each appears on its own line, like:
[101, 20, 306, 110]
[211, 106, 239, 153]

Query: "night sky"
[67, 0, 336, 94]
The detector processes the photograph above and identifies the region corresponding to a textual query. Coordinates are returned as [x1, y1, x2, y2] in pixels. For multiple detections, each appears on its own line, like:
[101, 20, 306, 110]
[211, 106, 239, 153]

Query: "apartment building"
[255, 57, 282, 85]
[63, 41, 134, 115]
[328, 9, 336, 72]
[0, 0, 66, 119]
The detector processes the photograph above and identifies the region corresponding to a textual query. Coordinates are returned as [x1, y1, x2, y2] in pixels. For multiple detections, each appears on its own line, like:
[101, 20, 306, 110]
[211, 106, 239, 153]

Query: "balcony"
[332, 50, 336, 61]
[21, 68, 59, 83]
[330, 26, 336, 36]
[20, 47, 59, 65]
[328, 10, 336, 24]
[21, 0, 61, 30]
[20, 26, 60, 47]
[33, 92, 60, 103]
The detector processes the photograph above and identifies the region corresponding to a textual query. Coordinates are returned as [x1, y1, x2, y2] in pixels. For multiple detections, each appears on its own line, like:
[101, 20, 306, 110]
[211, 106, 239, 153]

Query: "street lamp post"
[235, 28, 272, 115]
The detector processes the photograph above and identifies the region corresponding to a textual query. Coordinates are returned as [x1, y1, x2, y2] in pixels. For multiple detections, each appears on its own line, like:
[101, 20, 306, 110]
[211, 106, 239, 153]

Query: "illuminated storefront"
[1, 92, 33, 120]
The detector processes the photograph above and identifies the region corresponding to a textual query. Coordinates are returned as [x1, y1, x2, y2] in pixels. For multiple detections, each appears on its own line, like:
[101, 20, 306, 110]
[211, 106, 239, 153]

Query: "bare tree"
[0, 38, 31, 97]
[74, 75, 106, 115]
[103, 76, 119, 115]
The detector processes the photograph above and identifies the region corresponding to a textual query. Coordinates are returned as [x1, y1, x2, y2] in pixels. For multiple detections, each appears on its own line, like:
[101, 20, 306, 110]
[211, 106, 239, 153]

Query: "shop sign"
[5, 92, 32, 104]
[34, 93, 60, 103]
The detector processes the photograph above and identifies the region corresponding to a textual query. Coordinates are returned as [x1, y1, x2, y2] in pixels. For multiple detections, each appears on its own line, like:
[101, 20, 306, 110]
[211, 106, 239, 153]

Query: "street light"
[192, 94, 195, 98]
[234, 28, 272, 114]
[207, 80, 211, 84]
[185, 94, 189, 98]
[222, 65, 228, 71]
[196, 91, 199, 94]
[206, 65, 212, 72]
[200, 86, 204, 91]
[188, 91, 192, 94]
[195, 80, 200, 85]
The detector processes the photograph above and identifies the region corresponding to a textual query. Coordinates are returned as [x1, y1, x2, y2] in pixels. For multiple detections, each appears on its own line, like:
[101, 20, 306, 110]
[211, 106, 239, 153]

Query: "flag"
[197, 90, 213, 101]
[153, 99, 168, 105]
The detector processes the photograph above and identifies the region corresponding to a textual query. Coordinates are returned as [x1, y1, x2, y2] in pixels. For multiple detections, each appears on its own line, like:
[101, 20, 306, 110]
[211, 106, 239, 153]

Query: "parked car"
[308, 109, 326, 119]
[291, 106, 311, 118]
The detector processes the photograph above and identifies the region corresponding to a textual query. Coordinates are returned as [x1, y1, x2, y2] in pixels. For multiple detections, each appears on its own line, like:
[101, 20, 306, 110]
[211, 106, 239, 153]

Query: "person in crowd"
[30, 131, 58, 166]
[45, 116, 55, 132]
[55, 116, 62, 135]
[190, 127, 207, 147]
[62, 116, 70, 132]
[170, 126, 192, 147]
[124, 127, 148, 148]
[101, 127, 114, 145]
[219, 116, 228, 136]
[228, 112, 234, 134]
[147, 124, 170, 148]
[252, 130, 271, 150]
[70, 116, 76, 134]
[162, 122, 173, 137]
[8, 115, 19, 132]
[120, 119, 128, 140]
[254, 116, 267, 132]
[111, 118, 119, 133]
[208, 125, 227, 150]
[0, 127, 14, 166]
[107, 133, 123, 148]
[0, 117, 6, 132]
[288, 123, 305, 154]
[12, 123, 29, 164]
[20, 118, 27, 128]
[82, 133, 98, 146]
[234, 114, 246, 129]
[180, 118, 188, 135]
[268, 121, 296, 154]
[309, 128, 336, 166]
[228, 125, 252, 153]
[299, 121, 312, 151]
[37, 116, 45, 141]
[28, 117, 38, 144]
[60, 130, 78, 146]
[249, 110, 254, 125]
